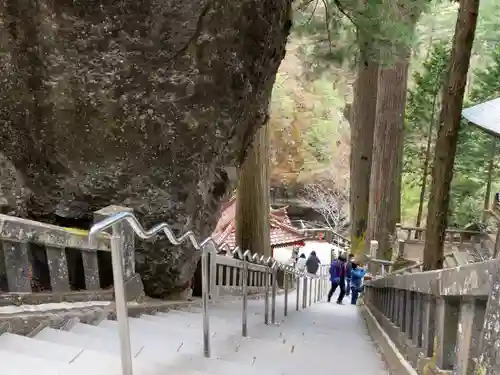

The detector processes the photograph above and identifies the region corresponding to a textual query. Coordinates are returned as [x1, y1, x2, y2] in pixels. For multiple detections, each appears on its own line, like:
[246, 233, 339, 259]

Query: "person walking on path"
[296, 253, 307, 271]
[345, 253, 354, 296]
[306, 251, 321, 275]
[349, 262, 366, 305]
[327, 254, 347, 304]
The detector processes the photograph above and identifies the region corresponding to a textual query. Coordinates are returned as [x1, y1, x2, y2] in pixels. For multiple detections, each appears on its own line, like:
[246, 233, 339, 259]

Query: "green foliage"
[402, 43, 500, 228]
[293, 0, 430, 76]
[273, 0, 500, 232]
[402, 42, 450, 222]
[269, 42, 349, 185]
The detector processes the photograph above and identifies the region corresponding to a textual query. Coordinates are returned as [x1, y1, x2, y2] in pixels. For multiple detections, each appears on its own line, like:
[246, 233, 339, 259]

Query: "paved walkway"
[0, 284, 388, 375]
[165, 287, 389, 375]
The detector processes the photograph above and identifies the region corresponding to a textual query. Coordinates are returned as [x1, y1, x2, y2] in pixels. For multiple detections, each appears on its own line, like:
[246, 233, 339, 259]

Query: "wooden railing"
[364, 260, 500, 374]
[395, 224, 480, 244]
[302, 228, 351, 250]
[213, 256, 329, 299]
[214, 255, 291, 295]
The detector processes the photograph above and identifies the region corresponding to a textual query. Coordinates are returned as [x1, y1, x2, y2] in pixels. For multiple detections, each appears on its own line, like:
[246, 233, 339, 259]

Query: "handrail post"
[302, 276, 307, 308]
[201, 242, 214, 357]
[318, 268, 321, 298]
[271, 265, 277, 323]
[242, 254, 249, 337]
[110, 224, 133, 375]
[296, 273, 300, 311]
[264, 265, 270, 324]
[284, 268, 288, 316]
[210, 246, 217, 301]
[309, 276, 313, 306]
[314, 277, 318, 302]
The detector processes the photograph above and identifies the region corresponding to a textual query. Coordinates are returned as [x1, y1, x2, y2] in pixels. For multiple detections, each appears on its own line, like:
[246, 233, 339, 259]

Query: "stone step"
[0, 332, 81, 362]
[34, 326, 142, 356]
[211, 338, 341, 373]
[154, 309, 265, 322]
[0, 331, 169, 374]
[98, 318, 210, 353]
[71, 318, 219, 363]
[139, 312, 256, 330]
[0, 348, 64, 375]
[67, 321, 203, 361]
[167, 354, 281, 375]
[98, 317, 230, 344]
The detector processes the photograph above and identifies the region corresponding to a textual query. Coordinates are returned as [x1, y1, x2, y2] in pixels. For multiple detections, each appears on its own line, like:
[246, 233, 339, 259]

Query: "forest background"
[269, 0, 500, 230]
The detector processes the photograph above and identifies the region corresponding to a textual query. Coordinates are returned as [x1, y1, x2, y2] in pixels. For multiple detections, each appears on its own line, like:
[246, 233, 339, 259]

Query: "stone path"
[0, 286, 388, 375]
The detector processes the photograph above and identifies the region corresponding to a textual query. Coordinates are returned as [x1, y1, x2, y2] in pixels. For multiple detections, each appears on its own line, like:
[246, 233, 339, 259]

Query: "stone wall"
[364, 260, 499, 374]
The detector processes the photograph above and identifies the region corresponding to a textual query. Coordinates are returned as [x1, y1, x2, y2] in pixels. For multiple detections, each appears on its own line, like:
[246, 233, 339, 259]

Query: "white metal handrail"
[89, 212, 330, 375]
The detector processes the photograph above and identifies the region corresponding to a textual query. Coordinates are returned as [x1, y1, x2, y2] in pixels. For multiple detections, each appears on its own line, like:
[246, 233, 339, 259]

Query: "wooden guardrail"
[395, 224, 480, 244]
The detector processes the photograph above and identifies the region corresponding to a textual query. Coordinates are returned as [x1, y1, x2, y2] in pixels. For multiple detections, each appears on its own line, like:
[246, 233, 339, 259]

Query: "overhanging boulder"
[0, 0, 292, 297]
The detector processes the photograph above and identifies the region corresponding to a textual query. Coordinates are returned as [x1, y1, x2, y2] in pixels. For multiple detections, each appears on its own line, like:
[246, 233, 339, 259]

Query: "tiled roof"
[212, 198, 306, 251]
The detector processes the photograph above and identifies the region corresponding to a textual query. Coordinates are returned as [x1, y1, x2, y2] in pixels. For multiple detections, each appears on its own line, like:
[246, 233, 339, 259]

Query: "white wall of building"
[272, 240, 341, 266]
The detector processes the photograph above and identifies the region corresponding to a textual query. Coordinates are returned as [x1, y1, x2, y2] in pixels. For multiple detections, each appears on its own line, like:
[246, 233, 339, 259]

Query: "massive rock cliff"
[0, 0, 292, 297]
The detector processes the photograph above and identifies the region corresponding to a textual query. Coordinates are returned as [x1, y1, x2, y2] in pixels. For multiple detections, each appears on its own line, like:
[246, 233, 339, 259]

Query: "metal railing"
[89, 212, 333, 375]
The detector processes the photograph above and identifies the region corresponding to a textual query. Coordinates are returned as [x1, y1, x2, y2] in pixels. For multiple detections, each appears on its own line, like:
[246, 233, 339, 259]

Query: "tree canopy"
[270, 0, 500, 235]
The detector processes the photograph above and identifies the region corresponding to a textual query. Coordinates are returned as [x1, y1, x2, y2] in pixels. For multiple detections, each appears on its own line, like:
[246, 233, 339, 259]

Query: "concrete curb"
[361, 305, 418, 375]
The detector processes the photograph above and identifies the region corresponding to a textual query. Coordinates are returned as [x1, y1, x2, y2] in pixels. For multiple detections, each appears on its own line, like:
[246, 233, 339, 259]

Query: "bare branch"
[300, 179, 348, 232]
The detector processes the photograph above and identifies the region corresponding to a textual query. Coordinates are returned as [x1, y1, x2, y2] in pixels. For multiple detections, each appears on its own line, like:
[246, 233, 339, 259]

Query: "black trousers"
[327, 279, 346, 303]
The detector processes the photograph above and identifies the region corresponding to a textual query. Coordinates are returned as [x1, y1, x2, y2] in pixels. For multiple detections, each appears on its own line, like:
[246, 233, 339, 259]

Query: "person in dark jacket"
[306, 251, 321, 274]
[345, 253, 354, 296]
[327, 255, 347, 304]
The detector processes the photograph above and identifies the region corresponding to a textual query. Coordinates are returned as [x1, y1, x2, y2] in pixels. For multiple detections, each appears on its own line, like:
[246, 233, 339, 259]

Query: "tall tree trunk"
[349, 35, 379, 255]
[236, 122, 271, 257]
[368, 60, 410, 260]
[393, 128, 404, 226]
[415, 96, 440, 231]
[422, 0, 480, 271]
[367, 1, 423, 260]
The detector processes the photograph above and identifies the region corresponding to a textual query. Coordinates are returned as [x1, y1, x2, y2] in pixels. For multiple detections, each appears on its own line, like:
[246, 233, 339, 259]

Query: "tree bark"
[422, 0, 480, 271]
[236, 122, 271, 257]
[415, 96, 440, 231]
[367, 0, 424, 260]
[368, 60, 410, 260]
[349, 37, 379, 255]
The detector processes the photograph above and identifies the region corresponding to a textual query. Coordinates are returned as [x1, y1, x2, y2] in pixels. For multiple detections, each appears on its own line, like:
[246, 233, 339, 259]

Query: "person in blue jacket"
[350, 262, 366, 305]
[327, 254, 347, 304]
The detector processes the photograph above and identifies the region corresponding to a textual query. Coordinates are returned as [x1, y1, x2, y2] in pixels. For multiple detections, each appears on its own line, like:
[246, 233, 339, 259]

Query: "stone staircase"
[0, 287, 388, 375]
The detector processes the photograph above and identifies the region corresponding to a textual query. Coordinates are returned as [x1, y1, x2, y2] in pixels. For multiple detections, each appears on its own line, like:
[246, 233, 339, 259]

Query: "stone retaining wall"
[365, 259, 500, 374]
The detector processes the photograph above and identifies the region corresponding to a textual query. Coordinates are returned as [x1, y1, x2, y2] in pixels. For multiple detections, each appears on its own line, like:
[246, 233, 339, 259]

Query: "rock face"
[0, 0, 292, 297]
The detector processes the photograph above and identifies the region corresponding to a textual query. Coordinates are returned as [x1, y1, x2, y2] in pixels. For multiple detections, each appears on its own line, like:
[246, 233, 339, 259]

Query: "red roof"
[212, 198, 306, 251]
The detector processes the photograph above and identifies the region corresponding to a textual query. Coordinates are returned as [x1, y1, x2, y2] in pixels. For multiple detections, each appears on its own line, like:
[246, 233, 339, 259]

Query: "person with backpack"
[306, 251, 321, 275]
[327, 254, 347, 304]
